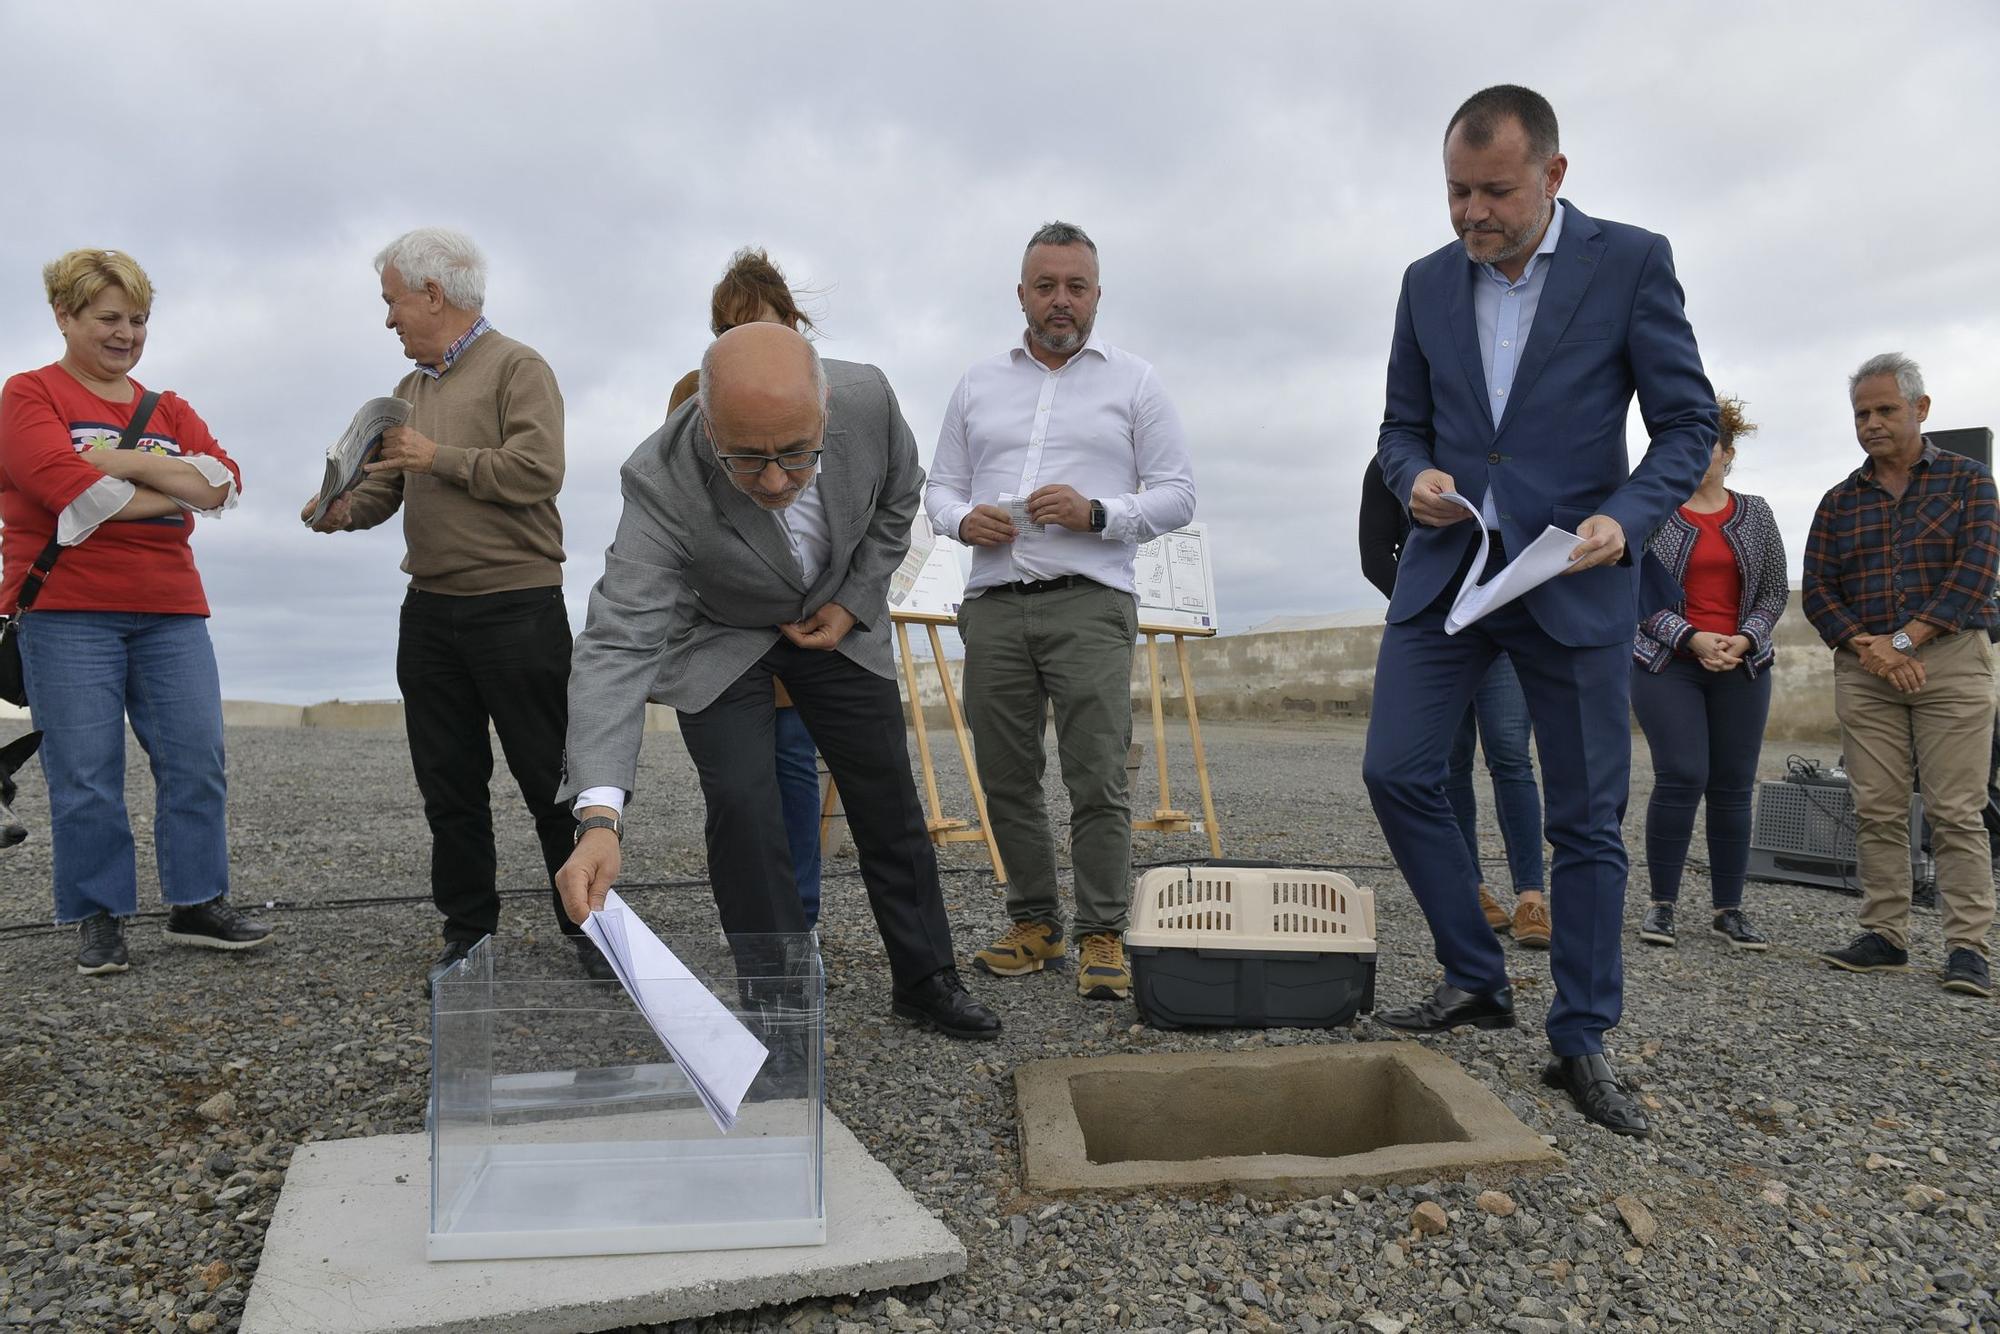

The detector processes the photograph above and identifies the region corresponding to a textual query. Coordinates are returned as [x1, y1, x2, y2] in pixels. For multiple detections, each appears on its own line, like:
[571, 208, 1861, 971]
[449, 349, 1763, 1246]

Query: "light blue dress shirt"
[1468, 200, 1565, 527]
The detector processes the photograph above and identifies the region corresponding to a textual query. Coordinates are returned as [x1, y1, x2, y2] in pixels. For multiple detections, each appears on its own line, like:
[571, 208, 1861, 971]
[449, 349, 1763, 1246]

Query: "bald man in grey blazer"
[556, 324, 999, 1040]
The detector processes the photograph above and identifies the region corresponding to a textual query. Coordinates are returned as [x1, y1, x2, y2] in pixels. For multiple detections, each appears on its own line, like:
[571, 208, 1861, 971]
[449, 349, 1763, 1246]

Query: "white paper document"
[997, 492, 1045, 535]
[305, 396, 410, 526]
[581, 890, 769, 1133]
[1441, 492, 1583, 635]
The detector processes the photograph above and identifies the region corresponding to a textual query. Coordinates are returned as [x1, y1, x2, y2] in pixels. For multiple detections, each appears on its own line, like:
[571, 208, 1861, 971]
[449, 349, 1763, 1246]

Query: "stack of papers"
[1442, 491, 1583, 635]
[998, 492, 1046, 535]
[581, 890, 769, 1132]
[305, 396, 410, 527]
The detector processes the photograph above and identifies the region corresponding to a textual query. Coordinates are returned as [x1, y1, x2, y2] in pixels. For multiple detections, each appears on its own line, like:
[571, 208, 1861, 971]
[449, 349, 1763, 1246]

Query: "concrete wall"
[6, 594, 1841, 740]
[901, 591, 1843, 740]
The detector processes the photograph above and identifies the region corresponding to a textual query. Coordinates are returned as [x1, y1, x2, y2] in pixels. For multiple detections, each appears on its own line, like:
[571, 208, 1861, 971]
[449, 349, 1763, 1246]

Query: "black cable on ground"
[0, 857, 1418, 936]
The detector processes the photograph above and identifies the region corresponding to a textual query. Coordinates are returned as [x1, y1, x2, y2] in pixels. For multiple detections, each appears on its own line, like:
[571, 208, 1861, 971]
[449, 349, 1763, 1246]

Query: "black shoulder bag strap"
[14, 389, 161, 613]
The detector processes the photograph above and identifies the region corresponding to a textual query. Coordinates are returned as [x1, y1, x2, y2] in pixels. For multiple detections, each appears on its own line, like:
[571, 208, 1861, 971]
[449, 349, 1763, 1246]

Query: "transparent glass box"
[428, 933, 824, 1261]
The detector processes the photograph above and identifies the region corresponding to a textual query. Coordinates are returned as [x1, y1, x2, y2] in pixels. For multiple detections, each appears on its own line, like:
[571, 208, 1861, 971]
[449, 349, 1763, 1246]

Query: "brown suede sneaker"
[971, 919, 1066, 976]
[1478, 883, 1511, 934]
[1511, 897, 1552, 949]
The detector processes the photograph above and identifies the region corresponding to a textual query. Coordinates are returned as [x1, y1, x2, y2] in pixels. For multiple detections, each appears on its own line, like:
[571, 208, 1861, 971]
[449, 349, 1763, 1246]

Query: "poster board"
[1134, 523, 1218, 634]
[887, 516, 968, 622]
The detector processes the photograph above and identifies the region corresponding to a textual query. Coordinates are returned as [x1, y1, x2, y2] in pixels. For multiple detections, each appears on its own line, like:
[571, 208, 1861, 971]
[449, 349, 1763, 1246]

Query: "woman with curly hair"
[1631, 396, 1788, 951]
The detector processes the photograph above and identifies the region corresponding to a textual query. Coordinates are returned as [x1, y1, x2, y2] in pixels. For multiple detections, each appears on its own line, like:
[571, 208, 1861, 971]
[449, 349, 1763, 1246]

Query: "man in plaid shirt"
[1803, 352, 1998, 997]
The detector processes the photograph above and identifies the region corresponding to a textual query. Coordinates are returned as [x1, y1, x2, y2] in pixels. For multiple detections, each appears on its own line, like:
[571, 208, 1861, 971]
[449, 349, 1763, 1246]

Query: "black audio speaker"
[1932, 426, 1994, 468]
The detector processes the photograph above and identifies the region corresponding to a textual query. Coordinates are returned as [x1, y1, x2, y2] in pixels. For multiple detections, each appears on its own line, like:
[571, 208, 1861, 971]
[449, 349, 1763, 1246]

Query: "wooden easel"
[817, 609, 1006, 882]
[1129, 625, 1223, 858]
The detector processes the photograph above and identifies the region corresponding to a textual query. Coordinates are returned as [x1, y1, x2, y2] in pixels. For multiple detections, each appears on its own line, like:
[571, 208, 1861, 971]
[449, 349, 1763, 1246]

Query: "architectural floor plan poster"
[887, 515, 969, 620]
[1135, 523, 1218, 633]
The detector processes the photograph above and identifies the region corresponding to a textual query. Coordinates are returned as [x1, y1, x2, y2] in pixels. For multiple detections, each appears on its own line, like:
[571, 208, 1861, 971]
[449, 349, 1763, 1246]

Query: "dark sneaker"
[1819, 931, 1908, 973]
[425, 939, 475, 998]
[1711, 908, 1769, 951]
[572, 934, 617, 982]
[1942, 948, 1992, 998]
[1639, 902, 1676, 947]
[163, 897, 274, 951]
[75, 913, 129, 976]
[971, 919, 1065, 976]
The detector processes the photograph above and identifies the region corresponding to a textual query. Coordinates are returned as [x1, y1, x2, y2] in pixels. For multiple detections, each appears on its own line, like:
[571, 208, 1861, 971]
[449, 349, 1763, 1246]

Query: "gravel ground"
[1, 716, 1995, 1334]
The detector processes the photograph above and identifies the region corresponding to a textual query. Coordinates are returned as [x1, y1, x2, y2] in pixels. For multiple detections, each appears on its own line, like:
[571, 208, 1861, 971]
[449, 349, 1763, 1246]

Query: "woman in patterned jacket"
[1631, 397, 1789, 952]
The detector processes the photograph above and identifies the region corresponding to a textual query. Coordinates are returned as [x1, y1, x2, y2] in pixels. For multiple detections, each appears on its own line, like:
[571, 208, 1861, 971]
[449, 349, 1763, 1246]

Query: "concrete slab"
[240, 1114, 964, 1334]
[1015, 1044, 1561, 1196]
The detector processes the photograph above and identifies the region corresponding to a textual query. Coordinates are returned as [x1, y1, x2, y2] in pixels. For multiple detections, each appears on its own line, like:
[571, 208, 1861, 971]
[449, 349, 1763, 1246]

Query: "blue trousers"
[1444, 655, 1546, 892]
[19, 612, 229, 922]
[1363, 597, 1634, 1057]
[774, 705, 823, 926]
[1629, 657, 1773, 909]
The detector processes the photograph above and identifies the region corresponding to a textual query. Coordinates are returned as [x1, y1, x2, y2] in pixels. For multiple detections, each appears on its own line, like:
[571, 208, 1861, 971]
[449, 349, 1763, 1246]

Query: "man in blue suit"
[1364, 85, 1717, 1137]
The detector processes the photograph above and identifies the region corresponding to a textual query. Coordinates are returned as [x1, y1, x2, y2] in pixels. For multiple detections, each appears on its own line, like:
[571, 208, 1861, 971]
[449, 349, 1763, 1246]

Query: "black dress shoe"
[890, 966, 1002, 1041]
[1541, 1053, 1650, 1137]
[424, 939, 476, 998]
[1374, 982, 1515, 1034]
[571, 934, 618, 981]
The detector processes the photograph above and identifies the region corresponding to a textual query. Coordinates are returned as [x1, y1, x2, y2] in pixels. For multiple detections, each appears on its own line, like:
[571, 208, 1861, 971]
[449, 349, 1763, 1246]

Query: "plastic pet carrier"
[1124, 860, 1377, 1030]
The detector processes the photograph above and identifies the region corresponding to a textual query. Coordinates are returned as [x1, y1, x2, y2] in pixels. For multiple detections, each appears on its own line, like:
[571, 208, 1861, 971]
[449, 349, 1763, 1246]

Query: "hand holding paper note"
[581, 890, 768, 1132]
[1440, 492, 1583, 635]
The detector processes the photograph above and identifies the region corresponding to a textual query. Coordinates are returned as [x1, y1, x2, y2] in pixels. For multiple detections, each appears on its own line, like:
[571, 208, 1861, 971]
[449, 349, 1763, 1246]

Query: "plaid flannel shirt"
[1801, 439, 2000, 648]
[415, 316, 491, 380]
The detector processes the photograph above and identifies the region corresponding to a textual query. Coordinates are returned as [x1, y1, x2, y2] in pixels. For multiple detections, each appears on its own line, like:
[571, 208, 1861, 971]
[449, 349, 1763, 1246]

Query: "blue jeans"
[1444, 655, 1546, 892]
[1629, 656, 1773, 909]
[18, 612, 229, 922]
[774, 705, 823, 926]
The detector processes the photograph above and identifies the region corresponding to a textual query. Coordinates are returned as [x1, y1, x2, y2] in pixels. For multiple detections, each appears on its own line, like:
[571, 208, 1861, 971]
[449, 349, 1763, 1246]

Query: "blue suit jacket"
[1376, 201, 1718, 648]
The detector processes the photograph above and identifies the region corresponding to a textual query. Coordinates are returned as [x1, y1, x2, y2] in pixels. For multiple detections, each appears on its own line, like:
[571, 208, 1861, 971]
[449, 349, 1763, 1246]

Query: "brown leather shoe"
[1511, 897, 1552, 949]
[1477, 883, 1510, 934]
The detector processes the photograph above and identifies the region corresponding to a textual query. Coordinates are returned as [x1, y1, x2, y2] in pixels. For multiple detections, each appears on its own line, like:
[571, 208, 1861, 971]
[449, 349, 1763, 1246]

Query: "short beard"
[1028, 313, 1091, 355]
[1462, 196, 1551, 267]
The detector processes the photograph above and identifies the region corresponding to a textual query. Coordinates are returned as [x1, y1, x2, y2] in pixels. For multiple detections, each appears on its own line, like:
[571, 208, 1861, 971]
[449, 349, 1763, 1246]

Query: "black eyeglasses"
[703, 414, 824, 475]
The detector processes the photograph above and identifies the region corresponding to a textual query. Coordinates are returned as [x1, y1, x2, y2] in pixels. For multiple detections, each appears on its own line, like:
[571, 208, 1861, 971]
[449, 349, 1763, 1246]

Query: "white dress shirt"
[925, 330, 1196, 596]
[574, 463, 830, 819]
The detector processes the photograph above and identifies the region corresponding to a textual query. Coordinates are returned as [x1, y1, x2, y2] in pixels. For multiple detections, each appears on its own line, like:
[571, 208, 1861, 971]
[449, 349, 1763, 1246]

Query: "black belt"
[995, 574, 1097, 595]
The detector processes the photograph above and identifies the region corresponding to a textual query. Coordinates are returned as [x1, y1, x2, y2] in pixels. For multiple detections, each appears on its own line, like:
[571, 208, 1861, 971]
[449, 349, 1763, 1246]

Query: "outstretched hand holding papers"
[581, 890, 768, 1132]
[1441, 492, 1583, 635]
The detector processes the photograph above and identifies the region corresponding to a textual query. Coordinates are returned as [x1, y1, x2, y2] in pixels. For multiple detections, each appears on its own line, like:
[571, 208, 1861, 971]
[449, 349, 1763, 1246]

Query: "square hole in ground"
[1016, 1044, 1560, 1196]
[1071, 1052, 1466, 1166]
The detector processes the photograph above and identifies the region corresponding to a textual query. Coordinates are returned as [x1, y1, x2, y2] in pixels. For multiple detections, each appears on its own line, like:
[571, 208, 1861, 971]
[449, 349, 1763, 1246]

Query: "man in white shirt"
[926, 222, 1197, 1001]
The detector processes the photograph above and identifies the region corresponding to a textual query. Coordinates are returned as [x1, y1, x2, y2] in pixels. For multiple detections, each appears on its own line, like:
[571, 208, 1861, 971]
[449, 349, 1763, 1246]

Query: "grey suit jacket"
[559, 358, 921, 804]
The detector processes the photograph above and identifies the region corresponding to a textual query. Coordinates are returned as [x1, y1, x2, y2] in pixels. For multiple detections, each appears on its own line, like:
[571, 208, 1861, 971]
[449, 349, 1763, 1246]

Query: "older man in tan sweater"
[303, 227, 607, 990]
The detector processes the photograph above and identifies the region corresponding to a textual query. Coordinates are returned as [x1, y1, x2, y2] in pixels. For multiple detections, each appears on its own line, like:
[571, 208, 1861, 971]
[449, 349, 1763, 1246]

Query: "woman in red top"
[0, 249, 273, 975]
[1631, 397, 1790, 952]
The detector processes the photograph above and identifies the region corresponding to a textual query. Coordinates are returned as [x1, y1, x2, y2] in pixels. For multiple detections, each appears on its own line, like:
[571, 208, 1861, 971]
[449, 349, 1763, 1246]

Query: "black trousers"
[397, 586, 578, 944]
[677, 642, 954, 991]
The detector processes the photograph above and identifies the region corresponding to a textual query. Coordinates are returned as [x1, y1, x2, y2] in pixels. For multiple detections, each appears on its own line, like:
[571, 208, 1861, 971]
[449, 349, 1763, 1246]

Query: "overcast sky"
[4, 1, 1998, 703]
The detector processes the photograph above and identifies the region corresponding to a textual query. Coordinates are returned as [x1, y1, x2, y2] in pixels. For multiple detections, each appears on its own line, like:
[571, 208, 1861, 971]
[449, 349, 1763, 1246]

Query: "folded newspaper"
[1442, 491, 1583, 634]
[581, 889, 769, 1133]
[305, 397, 409, 526]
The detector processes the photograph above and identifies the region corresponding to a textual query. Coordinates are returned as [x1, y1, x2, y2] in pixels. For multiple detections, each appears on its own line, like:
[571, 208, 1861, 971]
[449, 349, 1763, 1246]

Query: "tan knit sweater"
[345, 330, 566, 595]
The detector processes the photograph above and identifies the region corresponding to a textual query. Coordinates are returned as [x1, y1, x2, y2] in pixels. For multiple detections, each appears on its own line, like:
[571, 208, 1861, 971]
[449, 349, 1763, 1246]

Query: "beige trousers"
[1834, 629, 1996, 957]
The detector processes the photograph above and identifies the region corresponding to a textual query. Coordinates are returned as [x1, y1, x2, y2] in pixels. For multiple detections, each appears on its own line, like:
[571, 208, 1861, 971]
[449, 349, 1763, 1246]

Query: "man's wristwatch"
[1088, 499, 1107, 533]
[574, 814, 621, 844]
[1891, 630, 1916, 654]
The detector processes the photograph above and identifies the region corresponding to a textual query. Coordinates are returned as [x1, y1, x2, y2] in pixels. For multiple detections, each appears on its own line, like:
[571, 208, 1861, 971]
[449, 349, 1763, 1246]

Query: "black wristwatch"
[1088, 499, 1107, 533]
[574, 814, 621, 844]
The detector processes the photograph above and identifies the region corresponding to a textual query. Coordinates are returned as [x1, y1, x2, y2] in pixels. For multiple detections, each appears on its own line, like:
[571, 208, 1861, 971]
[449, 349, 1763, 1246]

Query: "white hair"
[696, 335, 829, 424]
[373, 227, 487, 311]
[1849, 352, 1925, 404]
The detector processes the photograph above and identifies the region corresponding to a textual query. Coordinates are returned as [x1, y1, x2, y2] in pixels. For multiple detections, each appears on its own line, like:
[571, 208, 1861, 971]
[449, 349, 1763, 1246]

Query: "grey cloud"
[2, 0, 1997, 699]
